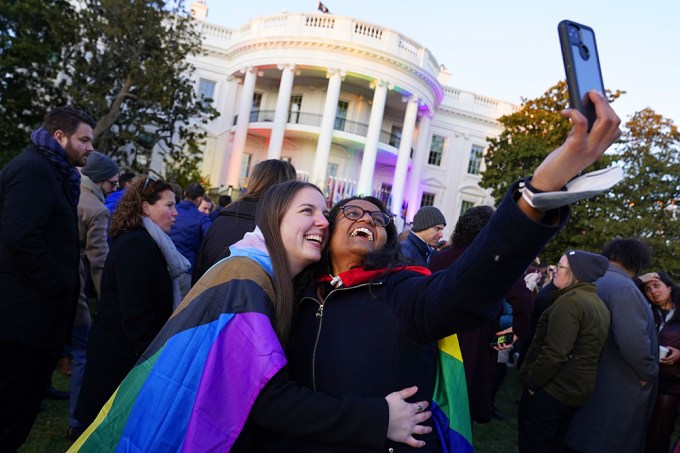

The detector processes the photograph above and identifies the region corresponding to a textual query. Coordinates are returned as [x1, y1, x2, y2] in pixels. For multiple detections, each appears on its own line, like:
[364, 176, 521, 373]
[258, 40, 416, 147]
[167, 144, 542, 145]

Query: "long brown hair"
[240, 159, 297, 203]
[256, 180, 323, 346]
[109, 176, 174, 239]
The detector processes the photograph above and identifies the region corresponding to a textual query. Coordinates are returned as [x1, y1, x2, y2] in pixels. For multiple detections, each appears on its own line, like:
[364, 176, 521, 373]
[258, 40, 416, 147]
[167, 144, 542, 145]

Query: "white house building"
[186, 2, 517, 233]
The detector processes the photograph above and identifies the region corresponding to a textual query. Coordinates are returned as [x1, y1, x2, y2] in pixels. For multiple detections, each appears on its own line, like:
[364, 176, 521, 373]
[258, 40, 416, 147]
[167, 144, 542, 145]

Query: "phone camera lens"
[579, 43, 590, 60]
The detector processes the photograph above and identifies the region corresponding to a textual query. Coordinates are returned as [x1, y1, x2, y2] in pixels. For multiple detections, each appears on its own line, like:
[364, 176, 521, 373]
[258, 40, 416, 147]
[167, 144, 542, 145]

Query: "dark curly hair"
[451, 206, 494, 247]
[601, 238, 651, 276]
[109, 176, 174, 239]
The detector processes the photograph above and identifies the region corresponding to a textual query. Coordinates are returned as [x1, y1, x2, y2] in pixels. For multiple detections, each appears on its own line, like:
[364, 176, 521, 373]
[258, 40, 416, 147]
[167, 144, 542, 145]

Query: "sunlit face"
[198, 199, 213, 215]
[280, 187, 329, 277]
[645, 280, 672, 307]
[55, 122, 94, 167]
[329, 199, 389, 273]
[417, 224, 445, 247]
[553, 255, 574, 289]
[142, 190, 178, 233]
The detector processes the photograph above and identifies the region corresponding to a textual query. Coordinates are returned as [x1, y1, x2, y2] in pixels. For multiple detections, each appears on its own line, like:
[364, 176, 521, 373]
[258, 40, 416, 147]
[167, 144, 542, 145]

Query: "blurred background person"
[192, 159, 296, 284]
[208, 194, 232, 222]
[73, 177, 188, 430]
[640, 272, 680, 453]
[400, 206, 446, 267]
[198, 195, 214, 215]
[168, 182, 211, 300]
[67, 151, 119, 439]
[104, 171, 135, 215]
[518, 250, 610, 452]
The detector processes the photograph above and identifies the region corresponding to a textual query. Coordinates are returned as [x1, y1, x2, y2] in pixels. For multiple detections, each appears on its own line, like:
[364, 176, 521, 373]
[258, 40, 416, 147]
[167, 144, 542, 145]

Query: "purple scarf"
[30, 127, 81, 208]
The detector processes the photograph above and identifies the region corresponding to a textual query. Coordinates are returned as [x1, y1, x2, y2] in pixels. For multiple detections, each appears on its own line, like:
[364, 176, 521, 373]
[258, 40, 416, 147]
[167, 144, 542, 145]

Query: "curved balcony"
[234, 109, 403, 152]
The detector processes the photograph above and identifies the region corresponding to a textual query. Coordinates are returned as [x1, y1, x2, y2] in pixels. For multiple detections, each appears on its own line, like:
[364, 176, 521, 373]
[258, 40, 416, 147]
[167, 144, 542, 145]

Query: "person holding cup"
[640, 272, 680, 453]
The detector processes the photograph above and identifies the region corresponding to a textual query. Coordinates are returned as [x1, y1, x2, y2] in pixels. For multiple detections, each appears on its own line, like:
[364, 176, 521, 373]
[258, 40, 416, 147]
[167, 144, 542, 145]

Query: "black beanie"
[412, 206, 446, 232]
[81, 151, 119, 183]
[566, 250, 609, 283]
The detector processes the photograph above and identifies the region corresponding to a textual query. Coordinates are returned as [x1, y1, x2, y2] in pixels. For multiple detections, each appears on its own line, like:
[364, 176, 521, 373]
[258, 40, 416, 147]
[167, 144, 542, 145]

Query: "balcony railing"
[233, 110, 402, 147]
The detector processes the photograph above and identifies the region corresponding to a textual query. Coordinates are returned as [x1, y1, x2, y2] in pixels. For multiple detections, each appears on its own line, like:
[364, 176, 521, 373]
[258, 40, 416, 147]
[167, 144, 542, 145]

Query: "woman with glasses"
[517, 251, 611, 452]
[72, 176, 189, 433]
[278, 91, 622, 452]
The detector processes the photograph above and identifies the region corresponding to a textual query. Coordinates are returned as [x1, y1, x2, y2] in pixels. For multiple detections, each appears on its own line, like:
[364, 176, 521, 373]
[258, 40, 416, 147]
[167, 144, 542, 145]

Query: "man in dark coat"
[0, 106, 95, 450]
[400, 206, 446, 267]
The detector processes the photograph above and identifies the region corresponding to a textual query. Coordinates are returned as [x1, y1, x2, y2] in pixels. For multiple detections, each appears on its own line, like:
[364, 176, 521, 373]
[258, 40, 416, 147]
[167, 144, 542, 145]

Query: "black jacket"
[0, 145, 80, 349]
[192, 199, 257, 284]
[285, 186, 570, 452]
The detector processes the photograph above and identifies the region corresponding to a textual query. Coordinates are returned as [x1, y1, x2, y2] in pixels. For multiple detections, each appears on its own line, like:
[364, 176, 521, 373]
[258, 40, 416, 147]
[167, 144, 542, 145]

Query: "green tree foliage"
[610, 109, 680, 276]
[64, 0, 218, 180]
[0, 0, 217, 183]
[480, 81, 626, 264]
[0, 0, 78, 166]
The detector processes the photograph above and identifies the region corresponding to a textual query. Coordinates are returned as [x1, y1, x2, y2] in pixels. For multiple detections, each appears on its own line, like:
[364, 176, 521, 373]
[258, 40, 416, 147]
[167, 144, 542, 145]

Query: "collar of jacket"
[318, 265, 431, 288]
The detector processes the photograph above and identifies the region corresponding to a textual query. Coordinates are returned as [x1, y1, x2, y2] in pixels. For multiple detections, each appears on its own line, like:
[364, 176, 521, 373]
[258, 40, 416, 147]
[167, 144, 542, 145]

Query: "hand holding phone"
[558, 20, 605, 131]
[490, 333, 514, 348]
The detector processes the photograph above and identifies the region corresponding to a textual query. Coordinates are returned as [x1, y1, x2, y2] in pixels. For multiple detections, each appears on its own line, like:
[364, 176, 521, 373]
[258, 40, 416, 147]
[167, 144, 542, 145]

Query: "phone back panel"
[558, 20, 605, 129]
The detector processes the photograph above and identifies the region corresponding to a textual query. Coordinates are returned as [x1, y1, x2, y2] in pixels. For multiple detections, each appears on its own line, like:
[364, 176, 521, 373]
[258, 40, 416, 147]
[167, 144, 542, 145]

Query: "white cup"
[660, 345, 670, 360]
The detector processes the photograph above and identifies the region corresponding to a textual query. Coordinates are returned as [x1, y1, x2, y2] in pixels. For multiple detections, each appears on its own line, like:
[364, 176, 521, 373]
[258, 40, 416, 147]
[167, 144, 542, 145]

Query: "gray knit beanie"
[566, 250, 609, 283]
[81, 151, 119, 183]
[412, 206, 446, 232]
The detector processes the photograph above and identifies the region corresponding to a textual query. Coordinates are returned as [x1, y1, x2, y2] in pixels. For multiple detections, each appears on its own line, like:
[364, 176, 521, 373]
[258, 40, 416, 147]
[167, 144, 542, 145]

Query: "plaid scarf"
[30, 127, 81, 208]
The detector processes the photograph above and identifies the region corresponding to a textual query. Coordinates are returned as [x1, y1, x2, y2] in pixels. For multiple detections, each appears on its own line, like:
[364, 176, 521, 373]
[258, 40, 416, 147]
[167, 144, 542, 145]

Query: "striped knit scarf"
[30, 127, 81, 208]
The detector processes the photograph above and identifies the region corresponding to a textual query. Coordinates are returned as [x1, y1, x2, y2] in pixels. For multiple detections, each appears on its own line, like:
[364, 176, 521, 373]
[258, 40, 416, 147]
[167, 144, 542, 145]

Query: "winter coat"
[519, 282, 610, 407]
[0, 144, 80, 349]
[74, 227, 173, 426]
[652, 308, 680, 395]
[168, 200, 211, 271]
[400, 231, 432, 267]
[285, 186, 569, 452]
[566, 264, 659, 453]
[192, 199, 257, 284]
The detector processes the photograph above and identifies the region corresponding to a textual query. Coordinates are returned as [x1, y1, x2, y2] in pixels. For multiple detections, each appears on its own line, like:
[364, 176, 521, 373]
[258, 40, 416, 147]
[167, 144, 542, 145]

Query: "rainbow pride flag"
[432, 334, 473, 453]
[69, 232, 284, 452]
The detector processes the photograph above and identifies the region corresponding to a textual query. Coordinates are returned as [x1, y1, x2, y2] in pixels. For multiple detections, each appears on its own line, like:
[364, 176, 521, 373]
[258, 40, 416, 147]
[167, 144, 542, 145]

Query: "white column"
[267, 64, 296, 159]
[216, 75, 238, 189]
[390, 96, 419, 216]
[405, 111, 432, 222]
[226, 66, 258, 187]
[311, 68, 344, 189]
[356, 80, 388, 196]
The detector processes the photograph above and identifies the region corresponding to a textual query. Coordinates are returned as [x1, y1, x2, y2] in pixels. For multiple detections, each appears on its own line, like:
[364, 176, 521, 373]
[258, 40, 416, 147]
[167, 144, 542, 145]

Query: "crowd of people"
[1, 92, 677, 453]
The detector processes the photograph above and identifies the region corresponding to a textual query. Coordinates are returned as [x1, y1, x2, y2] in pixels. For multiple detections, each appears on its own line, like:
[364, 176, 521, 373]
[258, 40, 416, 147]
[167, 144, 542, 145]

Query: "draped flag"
[431, 334, 473, 453]
[317, 1, 330, 13]
[69, 231, 284, 452]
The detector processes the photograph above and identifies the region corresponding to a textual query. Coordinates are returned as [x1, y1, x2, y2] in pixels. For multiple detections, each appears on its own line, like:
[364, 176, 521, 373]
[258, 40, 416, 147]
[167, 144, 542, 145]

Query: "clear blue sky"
[202, 0, 680, 127]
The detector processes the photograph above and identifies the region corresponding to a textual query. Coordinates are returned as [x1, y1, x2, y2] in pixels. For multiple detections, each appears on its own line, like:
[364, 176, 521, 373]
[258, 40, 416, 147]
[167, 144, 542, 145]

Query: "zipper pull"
[316, 304, 324, 319]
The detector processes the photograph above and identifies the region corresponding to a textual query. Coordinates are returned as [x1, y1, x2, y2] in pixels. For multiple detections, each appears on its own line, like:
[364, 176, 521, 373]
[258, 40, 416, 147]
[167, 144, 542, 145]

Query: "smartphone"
[558, 20, 605, 131]
[490, 333, 514, 348]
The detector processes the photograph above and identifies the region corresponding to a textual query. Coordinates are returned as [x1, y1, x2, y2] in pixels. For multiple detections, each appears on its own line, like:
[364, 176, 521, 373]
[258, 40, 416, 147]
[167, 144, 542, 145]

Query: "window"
[420, 192, 435, 207]
[460, 200, 474, 216]
[335, 100, 349, 131]
[289, 95, 303, 123]
[250, 93, 263, 122]
[468, 144, 484, 175]
[198, 78, 216, 101]
[389, 125, 402, 148]
[379, 183, 392, 205]
[428, 135, 445, 166]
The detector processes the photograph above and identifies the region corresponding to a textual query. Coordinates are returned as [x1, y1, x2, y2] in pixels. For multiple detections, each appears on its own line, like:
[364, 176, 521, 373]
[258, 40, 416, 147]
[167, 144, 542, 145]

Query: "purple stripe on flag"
[181, 312, 287, 452]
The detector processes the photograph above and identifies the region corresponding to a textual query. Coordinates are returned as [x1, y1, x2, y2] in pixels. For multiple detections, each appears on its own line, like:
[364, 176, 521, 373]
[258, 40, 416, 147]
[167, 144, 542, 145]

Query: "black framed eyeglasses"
[106, 179, 119, 188]
[340, 204, 392, 227]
